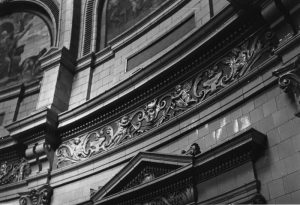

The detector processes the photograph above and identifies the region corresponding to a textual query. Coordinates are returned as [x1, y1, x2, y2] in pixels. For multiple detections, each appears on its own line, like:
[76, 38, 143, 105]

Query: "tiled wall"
[17, 93, 39, 120]
[155, 84, 300, 203]
[68, 0, 230, 109]
[51, 165, 123, 205]
[0, 98, 18, 137]
[48, 78, 300, 205]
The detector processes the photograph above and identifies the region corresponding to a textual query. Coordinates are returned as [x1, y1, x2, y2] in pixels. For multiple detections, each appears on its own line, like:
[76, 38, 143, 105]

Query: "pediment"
[91, 152, 193, 202]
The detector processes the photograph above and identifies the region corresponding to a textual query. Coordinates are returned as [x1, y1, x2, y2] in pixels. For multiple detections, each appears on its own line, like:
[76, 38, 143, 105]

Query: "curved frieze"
[0, 158, 31, 185]
[56, 32, 276, 167]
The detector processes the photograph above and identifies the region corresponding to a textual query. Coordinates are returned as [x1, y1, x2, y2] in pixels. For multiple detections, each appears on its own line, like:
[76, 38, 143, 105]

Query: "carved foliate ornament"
[57, 31, 276, 167]
[0, 158, 31, 185]
[19, 185, 53, 205]
[273, 56, 300, 117]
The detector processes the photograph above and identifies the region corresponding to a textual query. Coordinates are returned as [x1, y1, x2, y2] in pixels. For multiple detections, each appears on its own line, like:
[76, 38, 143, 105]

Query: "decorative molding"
[5, 108, 58, 174]
[19, 184, 53, 205]
[195, 128, 267, 182]
[99, 177, 194, 205]
[134, 179, 194, 205]
[5, 108, 58, 145]
[40, 47, 76, 74]
[58, 5, 241, 133]
[273, 56, 300, 117]
[91, 129, 266, 204]
[121, 166, 174, 192]
[56, 31, 275, 167]
[81, 0, 190, 56]
[0, 158, 31, 185]
[91, 152, 192, 202]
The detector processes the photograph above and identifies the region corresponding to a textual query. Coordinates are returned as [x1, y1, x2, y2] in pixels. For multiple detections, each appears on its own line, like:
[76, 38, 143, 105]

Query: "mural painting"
[0, 12, 51, 87]
[106, 0, 166, 42]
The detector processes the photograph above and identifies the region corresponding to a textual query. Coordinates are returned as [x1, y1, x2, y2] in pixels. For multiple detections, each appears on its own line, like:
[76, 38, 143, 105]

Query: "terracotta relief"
[56, 32, 275, 167]
[0, 12, 50, 87]
[19, 184, 53, 205]
[0, 158, 31, 185]
[106, 0, 166, 41]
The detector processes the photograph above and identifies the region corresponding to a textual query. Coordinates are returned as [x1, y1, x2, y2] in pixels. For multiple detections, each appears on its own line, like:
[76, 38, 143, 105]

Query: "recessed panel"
[0, 12, 51, 87]
[106, 0, 165, 42]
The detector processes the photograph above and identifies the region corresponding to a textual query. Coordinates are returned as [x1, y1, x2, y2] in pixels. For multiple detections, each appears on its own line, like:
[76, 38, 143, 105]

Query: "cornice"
[40, 47, 76, 74]
[0, 79, 40, 103]
[50, 65, 277, 187]
[58, 6, 245, 130]
[91, 128, 266, 205]
[91, 152, 193, 202]
[55, 24, 277, 170]
[0, 83, 24, 102]
[5, 107, 58, 145]
[274, 32, 300, 59]
[194, 129, 267, 175]
[107, 0, 192, 51]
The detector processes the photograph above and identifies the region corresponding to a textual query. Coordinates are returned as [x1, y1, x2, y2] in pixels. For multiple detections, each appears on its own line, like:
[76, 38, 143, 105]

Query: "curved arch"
[82, 0, 176, 56]
[0, 0, 60, 46]
[81, 0, 105, 56]
[0, 0, 57, 86]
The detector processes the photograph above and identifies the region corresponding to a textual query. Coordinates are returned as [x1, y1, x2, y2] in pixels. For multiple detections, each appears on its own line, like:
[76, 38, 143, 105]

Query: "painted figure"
[0, 12, 50, 86]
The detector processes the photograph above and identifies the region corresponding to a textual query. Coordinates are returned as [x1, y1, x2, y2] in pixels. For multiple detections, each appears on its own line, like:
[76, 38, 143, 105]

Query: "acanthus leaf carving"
[19, 184, 53, 205]
[56, 31, 276, 167]
[273, 56, 300, 117]
[0, 158, 31, 185]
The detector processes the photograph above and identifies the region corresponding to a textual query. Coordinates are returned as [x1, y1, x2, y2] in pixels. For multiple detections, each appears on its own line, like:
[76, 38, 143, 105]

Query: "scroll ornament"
[0, 158, 31, 185]
[273, 56, 300, 116]
[19, 185, 53, 205]
[56, 32, 276, 167]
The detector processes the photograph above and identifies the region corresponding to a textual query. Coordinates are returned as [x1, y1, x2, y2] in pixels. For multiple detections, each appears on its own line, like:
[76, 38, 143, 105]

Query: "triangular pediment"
[91, 152, 193, 203]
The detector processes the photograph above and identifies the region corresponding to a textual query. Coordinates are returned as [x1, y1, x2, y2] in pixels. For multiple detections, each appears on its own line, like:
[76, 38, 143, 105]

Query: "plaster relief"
[0, 158, 31, 185]
[57, 31, 276, 167]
